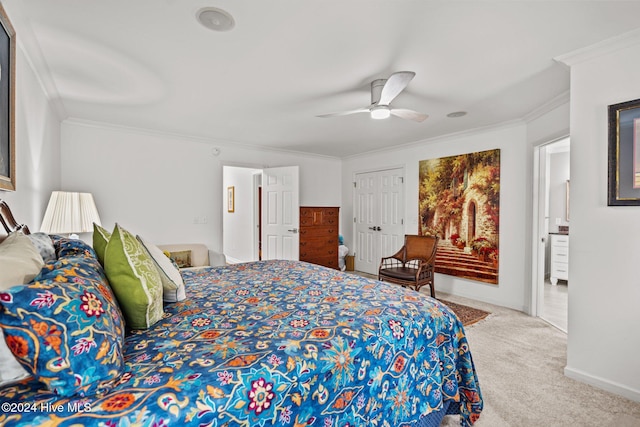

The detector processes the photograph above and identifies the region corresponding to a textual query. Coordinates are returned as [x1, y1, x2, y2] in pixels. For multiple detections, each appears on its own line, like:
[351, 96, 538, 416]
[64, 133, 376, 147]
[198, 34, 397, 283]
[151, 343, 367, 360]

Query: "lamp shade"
[40, 191, 102, 234]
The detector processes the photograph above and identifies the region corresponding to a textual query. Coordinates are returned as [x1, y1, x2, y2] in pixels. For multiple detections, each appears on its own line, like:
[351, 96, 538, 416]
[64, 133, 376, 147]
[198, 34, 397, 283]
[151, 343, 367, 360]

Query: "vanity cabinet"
[550, 233, 569, 285]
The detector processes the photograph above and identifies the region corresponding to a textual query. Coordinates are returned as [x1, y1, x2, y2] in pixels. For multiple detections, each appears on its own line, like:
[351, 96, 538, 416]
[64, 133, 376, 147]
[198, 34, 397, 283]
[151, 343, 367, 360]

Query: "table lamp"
[40, 191, 101, 238]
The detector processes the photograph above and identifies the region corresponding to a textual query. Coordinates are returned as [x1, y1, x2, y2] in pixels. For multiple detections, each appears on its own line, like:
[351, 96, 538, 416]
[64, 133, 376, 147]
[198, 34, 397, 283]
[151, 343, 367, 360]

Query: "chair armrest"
[208, 250, 227, 267]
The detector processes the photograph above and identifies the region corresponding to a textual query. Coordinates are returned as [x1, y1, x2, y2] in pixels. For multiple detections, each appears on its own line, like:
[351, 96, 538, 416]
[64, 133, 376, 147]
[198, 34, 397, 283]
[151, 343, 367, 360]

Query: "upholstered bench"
[157, 243, 226, 269]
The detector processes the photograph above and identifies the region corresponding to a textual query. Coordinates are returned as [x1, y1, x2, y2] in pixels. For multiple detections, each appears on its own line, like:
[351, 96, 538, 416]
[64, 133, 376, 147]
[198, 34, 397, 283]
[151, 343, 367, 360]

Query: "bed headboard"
[0, 200, 31, 241]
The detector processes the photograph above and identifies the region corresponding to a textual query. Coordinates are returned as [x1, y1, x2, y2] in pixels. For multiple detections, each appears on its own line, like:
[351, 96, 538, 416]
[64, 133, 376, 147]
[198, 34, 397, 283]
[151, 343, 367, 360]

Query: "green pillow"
[93, 223, 111, 266]
[103, 224, 164, 329]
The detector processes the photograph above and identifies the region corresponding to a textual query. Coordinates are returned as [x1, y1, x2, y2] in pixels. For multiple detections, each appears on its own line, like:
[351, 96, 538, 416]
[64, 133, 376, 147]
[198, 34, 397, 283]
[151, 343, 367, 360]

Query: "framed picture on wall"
[608, 98, 640, 206]
[0, 4, 15, 192]
[227, 186, 235, 212]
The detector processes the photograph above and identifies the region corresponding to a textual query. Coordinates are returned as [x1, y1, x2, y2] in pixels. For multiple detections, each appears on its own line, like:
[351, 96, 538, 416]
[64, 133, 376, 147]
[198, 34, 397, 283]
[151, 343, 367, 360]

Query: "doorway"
[222, 165, 300, 263]
[533, 137, 570, 332]
[353, 167, 405, 275]
[223, 165, 262, 263]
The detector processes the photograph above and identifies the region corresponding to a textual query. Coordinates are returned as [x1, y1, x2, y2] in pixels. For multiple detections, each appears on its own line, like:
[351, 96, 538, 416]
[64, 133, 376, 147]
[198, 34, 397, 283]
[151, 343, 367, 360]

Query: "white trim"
[564, 366, 640, 403]
[63, 117, 342, 161]
[224, 256, 244, 265]
[555, 27, 640, 67]
[343, 119, 525, 160]
[522, 91, 570, 123]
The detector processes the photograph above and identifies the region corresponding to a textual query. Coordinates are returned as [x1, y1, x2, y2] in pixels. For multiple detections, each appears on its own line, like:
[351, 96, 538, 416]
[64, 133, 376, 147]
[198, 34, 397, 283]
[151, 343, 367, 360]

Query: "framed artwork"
[0, 4, 15, 192]
[418, 149, 500, 284]
[227, 186, 235, 212]
[608, 98, 640, 206]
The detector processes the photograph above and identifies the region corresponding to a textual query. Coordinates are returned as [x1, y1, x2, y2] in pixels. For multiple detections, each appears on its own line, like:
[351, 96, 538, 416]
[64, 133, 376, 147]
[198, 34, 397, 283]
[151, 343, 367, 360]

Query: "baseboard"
[225, 256, 244, 264]
[564, 366, 640, 402]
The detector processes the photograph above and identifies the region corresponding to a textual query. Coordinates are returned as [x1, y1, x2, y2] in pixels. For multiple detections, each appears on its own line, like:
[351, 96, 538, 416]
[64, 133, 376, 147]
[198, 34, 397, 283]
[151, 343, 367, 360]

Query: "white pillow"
[0, 232, 45, 290]
[137, 236, 186, 303]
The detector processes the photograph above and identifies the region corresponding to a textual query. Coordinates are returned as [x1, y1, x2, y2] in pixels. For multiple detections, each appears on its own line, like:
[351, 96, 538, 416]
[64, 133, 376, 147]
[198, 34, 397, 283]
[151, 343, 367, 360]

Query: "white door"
[262, 166, 300, 260]
[354, 168, 405, 274]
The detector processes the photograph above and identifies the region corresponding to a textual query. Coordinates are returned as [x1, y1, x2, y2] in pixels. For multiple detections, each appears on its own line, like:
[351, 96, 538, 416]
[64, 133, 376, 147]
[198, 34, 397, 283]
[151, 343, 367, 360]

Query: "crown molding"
[63, 117, 343, 161]
[555, 28, 640, 67]
[522, 91, 570, 123]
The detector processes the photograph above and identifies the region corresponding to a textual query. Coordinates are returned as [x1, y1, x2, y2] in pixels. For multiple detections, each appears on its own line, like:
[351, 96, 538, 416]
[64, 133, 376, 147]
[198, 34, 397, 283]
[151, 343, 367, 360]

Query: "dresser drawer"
[551, 262, 568, 280]
[300, 207, 339, 226]
[551, 246, 568, 260]
[551, 235, 569, 247]
[299, 227, 338, 239]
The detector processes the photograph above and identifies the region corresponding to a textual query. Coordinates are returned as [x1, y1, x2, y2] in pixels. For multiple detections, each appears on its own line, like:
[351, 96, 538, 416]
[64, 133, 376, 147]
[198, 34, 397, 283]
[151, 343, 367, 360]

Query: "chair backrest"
[0, 200, 30, 236]
[404, 234, 438, 262]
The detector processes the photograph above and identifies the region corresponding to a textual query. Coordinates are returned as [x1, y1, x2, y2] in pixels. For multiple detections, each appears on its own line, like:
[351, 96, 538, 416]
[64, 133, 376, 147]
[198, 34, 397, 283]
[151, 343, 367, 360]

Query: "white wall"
[343, 124, 530, 311]
[562, 41, 640, 401]
[0, 47, 61, 227]
[60, 120, 342, 253]
[548, 151, 570, 233]
[223, 166, 260, 263]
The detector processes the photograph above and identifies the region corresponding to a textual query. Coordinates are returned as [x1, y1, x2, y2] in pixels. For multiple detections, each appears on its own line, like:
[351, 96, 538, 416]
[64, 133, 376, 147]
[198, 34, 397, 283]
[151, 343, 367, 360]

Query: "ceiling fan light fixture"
[370, 105, 391, 120]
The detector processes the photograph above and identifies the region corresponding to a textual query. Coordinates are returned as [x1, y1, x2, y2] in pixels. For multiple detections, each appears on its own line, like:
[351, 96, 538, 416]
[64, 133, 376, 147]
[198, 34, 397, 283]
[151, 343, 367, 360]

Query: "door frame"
[222, 162, 265, 263]
[352, 165, 406, 274]
[530, 136, 569, 317]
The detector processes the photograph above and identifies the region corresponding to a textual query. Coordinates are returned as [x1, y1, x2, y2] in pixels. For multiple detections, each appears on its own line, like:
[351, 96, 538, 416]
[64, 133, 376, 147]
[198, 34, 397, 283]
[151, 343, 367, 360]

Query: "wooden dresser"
[299, 206, 339, 269]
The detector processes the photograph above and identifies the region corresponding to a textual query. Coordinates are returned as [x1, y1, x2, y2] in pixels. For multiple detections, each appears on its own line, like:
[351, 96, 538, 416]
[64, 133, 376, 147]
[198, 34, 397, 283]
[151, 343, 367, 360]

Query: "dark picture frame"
[0, 4, 15, 192]
[608, 98, 640, 206]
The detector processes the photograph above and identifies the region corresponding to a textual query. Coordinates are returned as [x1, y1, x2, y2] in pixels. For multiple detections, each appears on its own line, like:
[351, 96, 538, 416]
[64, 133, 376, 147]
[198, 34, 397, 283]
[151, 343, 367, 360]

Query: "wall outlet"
[555, 217, 561, 225]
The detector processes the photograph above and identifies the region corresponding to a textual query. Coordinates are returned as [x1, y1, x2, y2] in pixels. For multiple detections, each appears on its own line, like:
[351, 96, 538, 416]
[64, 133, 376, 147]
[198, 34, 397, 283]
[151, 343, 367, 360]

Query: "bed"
[0, 200, 482, 426]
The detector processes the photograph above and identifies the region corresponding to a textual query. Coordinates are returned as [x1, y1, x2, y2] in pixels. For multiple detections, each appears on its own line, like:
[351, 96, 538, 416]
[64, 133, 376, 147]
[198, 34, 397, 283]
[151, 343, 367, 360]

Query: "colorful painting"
[418, 149, 500, 284]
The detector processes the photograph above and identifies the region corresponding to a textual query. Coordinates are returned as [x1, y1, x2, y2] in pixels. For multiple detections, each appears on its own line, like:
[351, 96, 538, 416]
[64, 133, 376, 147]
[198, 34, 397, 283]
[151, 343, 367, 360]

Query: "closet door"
[354, 168, 405, 274]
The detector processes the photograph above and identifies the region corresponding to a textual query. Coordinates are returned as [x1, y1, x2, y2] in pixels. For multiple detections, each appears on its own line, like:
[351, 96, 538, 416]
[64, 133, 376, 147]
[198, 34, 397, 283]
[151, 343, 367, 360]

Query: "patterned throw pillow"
[26, 232, 56, 263]
[0, 240, 125, 397]
[92, 223, 111, 266]
[104, 224, 164, 329]
[136, 235, 186, 303]
[169, 250, 192, 268]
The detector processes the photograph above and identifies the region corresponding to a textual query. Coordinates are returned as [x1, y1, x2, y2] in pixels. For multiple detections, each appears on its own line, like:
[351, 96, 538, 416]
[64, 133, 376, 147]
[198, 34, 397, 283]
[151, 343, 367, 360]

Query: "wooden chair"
[0, 199, 30, 235]
[378, 234, 439, 297]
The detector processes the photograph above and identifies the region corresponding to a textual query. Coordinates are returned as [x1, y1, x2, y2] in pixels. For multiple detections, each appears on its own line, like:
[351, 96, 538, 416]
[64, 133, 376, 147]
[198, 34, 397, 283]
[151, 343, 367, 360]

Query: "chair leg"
[429, 282, 436, 298]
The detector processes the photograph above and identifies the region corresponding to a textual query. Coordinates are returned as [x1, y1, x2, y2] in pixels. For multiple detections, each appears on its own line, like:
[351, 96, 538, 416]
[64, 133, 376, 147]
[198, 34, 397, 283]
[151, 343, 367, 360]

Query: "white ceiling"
[4, 0, 640, 158]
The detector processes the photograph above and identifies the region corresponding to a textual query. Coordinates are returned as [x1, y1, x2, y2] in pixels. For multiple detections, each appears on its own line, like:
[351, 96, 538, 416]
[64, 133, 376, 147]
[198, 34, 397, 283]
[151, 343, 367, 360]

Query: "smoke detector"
[197, 7, 235, 32]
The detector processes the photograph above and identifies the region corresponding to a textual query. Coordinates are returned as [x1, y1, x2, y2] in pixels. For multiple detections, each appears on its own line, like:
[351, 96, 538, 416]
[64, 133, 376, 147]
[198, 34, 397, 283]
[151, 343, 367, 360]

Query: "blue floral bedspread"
[0, 260, 482, 426]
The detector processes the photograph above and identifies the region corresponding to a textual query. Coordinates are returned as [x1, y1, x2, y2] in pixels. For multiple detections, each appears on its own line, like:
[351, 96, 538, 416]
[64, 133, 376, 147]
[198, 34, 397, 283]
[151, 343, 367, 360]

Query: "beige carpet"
[436, 292, 640, 427]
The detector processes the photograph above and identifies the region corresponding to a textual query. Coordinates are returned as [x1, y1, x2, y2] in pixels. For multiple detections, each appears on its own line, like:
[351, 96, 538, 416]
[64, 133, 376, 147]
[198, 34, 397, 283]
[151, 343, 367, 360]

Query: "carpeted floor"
[437, 292, 640, 427]
[348, 271, 640, 425]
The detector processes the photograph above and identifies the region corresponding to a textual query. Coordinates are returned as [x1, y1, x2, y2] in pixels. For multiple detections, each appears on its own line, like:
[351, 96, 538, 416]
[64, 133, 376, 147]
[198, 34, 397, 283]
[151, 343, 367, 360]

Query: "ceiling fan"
[317, 71, 428, 122]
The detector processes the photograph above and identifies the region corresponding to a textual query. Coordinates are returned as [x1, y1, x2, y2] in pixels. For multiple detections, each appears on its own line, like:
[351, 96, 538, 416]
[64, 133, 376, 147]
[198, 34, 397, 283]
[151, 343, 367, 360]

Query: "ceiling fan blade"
[390, 108, 429, 122]
[316, 108, 369, 118]
[378, 71, 415, 105]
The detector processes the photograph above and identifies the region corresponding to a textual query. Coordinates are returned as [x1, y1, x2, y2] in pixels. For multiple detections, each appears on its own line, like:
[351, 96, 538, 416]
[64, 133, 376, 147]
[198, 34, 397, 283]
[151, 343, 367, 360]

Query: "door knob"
[287, 228, 298, 233]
